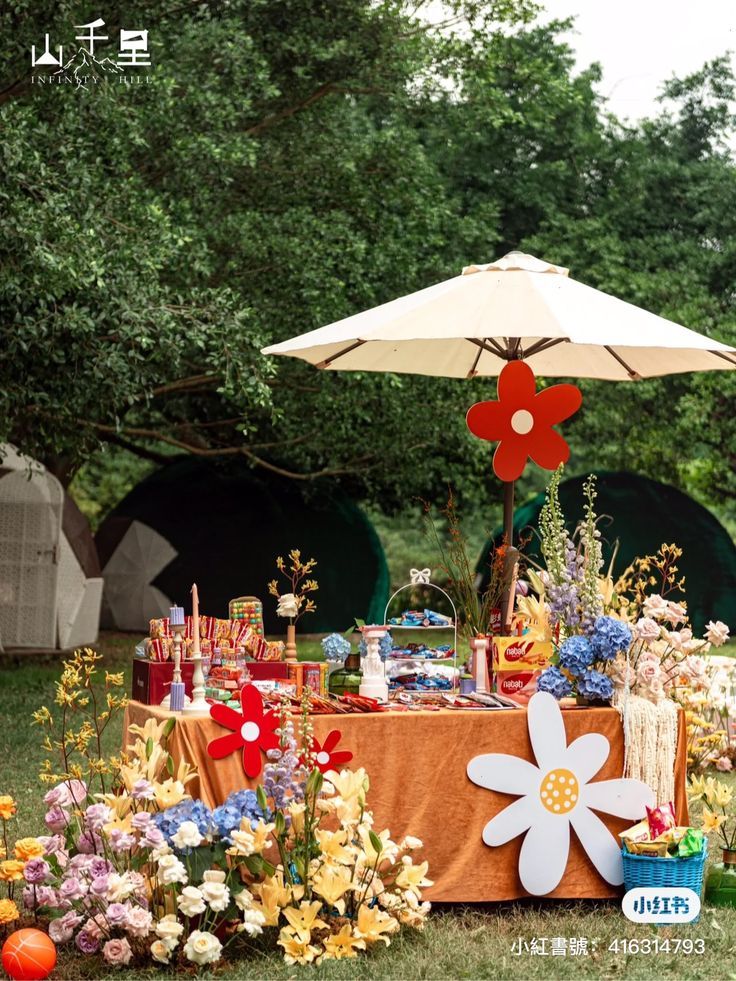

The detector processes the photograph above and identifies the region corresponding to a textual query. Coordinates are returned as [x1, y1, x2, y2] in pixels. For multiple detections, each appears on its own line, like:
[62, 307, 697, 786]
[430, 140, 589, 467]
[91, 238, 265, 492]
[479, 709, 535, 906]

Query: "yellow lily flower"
[278, 927, 320, 965]
[395, 858, 433, 895]
[354, 903, 398, 945]
[320, 924, 366, 960]
[282, 900, 327, 942]
[702, 808, 727, 834]
[153, 779, 187, 810]
[516, 594, 552, 641]
[312, 863, 353, 911]
[358, 825, 398, 865]
[712, 782, 734, 809]
[315, 828, 355, 865]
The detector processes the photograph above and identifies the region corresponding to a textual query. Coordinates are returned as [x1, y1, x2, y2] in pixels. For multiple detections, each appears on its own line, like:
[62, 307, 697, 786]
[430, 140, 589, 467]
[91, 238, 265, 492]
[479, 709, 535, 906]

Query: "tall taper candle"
[191, 583, 200, 656]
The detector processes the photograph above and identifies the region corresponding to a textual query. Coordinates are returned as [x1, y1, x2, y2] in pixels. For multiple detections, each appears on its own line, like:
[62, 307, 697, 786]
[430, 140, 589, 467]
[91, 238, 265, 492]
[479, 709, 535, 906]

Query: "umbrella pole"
[501, 480, 518, 633]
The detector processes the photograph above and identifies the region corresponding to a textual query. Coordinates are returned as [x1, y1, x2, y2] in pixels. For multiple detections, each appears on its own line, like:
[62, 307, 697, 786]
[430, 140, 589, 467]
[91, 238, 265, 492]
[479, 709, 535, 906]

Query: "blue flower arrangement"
[539, 617, 629, 703]
[558, 635, 594, 675]
[589, 615, 632, 661]
[576, 669, 613, 702]
[212, 789, 265, 842]
[537, 665, 573, 699]
[321, 632, 352, 663]
[154, 799, 213, 844]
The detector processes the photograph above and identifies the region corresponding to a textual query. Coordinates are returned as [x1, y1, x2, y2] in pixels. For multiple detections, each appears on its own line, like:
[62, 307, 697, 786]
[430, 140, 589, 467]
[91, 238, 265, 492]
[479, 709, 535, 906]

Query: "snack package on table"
[646, 801, 677, 838]
[494, 669, 541, 704]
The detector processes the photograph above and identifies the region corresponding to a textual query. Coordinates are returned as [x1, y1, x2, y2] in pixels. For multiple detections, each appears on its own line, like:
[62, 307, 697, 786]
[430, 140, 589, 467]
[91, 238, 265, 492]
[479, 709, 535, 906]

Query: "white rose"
[106, 872, 135, 902]
[229, 827, 257, 856]
[200, 874, 230, 912]
[150, 939, 172, 964]
[642, 594, 669, 620]
[171, 820, 203, 851]
[238, 907, 265, 936]
[157, 853, 188, 886]
[234, 887, 255, 911]
[402, 835, 423, 850]
[276, 592, 300, 618]
[155, 915, 184, 944]
[177, 885, 206, 917]
[184, 930, 222, 966]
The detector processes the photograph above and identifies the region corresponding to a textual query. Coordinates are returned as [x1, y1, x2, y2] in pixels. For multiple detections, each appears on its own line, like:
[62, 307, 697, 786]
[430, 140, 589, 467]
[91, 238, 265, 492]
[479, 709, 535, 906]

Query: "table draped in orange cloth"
[123, 700, 688, 903]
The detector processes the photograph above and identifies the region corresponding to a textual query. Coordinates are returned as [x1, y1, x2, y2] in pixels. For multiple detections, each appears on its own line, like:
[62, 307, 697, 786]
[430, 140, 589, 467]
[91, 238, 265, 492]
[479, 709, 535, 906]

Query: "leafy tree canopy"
[1, 2, 735, 529]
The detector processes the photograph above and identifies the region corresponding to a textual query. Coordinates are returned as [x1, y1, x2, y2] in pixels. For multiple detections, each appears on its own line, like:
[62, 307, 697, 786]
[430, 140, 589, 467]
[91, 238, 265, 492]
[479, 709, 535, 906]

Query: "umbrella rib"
[466, 343, 483, 379]
[710, 350, 736, 368]
[468, 337, 509, 360]
[315, 339, 366, 369]
[524, 337, 569, 358]
[604, 345, 642, 380]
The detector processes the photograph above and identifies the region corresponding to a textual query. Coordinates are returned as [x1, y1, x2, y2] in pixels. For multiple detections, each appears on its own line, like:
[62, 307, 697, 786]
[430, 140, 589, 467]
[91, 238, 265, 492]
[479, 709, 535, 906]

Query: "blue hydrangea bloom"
[153, 799, 213, 845]
[212, 790, 264, 842]
[590, 616, 632, 661]
[359, 631, 393, 661]
[321, 632, 352, 663]
[576, 669, 614, 702]
[537, 666, 573, 699]
[558, 635, 594, 676]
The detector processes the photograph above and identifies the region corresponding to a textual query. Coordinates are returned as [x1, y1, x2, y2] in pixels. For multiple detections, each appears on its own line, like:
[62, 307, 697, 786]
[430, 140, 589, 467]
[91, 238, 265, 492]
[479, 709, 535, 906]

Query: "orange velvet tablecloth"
[123, 700, 688, 903]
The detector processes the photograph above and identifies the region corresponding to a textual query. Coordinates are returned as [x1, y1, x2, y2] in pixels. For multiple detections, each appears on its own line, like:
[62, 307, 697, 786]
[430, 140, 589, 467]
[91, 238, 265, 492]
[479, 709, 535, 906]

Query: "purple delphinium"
[263, 717, 306, 816]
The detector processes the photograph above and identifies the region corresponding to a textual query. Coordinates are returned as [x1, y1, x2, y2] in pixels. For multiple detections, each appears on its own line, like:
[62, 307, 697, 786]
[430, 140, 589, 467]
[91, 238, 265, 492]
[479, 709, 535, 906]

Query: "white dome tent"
[0, 445, 103, 650]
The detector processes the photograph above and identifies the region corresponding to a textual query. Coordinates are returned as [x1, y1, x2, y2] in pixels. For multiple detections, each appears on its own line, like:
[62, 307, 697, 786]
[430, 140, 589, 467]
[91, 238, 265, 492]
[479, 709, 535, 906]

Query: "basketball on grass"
[1, 929, 56, 981]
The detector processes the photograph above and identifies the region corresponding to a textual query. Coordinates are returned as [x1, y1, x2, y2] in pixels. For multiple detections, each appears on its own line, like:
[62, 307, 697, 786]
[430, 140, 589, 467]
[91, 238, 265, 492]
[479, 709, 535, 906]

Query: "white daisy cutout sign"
[467, 692, 655, 896]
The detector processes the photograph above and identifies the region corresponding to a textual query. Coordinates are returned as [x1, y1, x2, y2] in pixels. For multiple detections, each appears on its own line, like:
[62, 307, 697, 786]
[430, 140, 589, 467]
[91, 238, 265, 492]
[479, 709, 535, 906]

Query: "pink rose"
[716, 756, 733, 772]
[642, 594, 669, 620]
[48, 911, 83, 944]
[634, 617, 661, 642]
[103, 937, 133, 967]
[45, 806, 71, 833]
[125, 906, 152, 938]
[664, 601, 688, 626]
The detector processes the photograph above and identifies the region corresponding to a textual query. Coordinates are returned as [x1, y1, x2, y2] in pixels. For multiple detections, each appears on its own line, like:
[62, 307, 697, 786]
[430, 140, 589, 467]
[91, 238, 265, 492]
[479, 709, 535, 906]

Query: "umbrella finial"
[463, 252, 569, 277]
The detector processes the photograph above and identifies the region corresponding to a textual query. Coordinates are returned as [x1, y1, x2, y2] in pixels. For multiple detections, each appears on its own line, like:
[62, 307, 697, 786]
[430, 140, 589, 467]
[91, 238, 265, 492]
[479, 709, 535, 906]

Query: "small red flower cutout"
[466, 361, 582, 481]
[207, 684, 280, 778]
[308, 730, 353, 773]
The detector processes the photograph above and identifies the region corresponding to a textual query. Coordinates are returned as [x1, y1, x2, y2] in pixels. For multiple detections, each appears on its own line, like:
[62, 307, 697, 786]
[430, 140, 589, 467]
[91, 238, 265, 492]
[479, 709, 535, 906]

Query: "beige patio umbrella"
[263, 251, 736, 379]
[263, 250, 736, 623]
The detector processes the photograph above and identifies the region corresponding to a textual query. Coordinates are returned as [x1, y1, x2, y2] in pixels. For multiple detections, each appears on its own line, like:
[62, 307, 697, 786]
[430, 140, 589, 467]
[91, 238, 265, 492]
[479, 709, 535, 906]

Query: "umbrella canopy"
[263, 251, 736, 380]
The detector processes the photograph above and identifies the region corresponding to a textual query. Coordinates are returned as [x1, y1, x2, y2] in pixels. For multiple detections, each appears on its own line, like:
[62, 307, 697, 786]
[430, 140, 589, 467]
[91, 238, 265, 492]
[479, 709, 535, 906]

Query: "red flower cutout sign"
[307, 730, 353, 773]
[207, 685, 279, 778]
[466, 361, 582, 481]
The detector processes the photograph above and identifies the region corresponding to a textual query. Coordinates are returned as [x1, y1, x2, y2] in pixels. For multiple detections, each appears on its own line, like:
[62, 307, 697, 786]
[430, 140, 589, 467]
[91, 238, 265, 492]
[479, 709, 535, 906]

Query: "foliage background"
[2, 0, 736, 559]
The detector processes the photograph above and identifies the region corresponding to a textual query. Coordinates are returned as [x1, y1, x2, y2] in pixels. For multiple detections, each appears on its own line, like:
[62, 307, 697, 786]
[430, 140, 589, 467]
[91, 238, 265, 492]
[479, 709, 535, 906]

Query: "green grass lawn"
[1, 633, 735, 980]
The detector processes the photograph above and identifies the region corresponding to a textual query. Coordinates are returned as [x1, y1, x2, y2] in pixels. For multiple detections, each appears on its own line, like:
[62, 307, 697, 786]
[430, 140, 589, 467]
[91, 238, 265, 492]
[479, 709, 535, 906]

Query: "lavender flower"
[108, 829, 136, 853]
[75, 929, 100, 954]
[23, 858, 50, 884]
[83, 803, 111, 832]
[131, 778, 155, 800]
[44, 806, 71, 833]
[105, 903, 129, 927]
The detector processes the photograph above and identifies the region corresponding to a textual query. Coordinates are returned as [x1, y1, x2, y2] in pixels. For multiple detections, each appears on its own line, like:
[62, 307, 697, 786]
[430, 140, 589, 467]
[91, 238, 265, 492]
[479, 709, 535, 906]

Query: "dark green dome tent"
[96, 457, 388, 633]
[477, 471, 736, 634]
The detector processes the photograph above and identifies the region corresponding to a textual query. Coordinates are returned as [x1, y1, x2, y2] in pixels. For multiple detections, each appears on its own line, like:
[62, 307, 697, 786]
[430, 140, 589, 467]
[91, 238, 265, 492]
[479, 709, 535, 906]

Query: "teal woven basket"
[622, 841, 707, 919]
